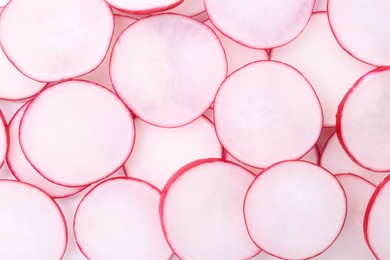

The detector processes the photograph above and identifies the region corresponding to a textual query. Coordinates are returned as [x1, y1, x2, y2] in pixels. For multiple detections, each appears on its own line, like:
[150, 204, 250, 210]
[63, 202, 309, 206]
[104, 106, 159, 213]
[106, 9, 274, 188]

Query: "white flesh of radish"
[105, 0, 182, 14]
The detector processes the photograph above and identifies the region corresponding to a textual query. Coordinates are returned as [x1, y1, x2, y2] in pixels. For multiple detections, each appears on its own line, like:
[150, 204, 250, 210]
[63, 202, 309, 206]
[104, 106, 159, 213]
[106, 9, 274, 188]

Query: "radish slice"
[320, 133, 387, 185]
[124, 117, 222, 190]
[0, 180, 67, 259]
[204, 20, 268, 74]
[105, 0, 182, 14]
[7, 104, 84, 198]
[204, 0, 315, 49]
[214, 61, 322, 168]
[74, 177, 172, 260]
[161, 159, 259, 260]
[0, 109, 7, 167]
[19, 80, 135, 187]
[0, 0, 114, 82]
[364, 175, 390, 259]
[314, 174, 376, 260]
[337, 67, 390, 172]
[271, 12, 374, 126]
[317, 127, 335, 152]
[159, 0, 205, 16]
[110, 14, 226, 127]
[328, 0, 390, 66]
[244, 161, 347, 260]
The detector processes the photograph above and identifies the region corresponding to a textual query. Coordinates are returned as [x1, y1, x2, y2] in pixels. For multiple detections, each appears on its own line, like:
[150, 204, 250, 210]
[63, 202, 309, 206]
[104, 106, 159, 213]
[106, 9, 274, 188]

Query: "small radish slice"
[204, 0, 315, 49]
[328, 0, 390, 66]
[317, 127, 335, 152]
[110, 14, 226, 127]
[74, 177, 172, 260]
[0, 109, 7, 167]
[271, 12, 374, 127]
[205, 20, 268, 74]
[320, 133, 387, 185]
[0, 180, 67, 259]
[20, 80, 135, 187]
[104, 0, 182, 14]
[337, 67, 390, 172]
[313, 0, 327, 12]
[313, 174, 376, 260]
[161, 159, 259, 260]
[214, 61, 322, 168]
[0, 0, 114, 82]
[244, 161, 347, 260]
[7, 104, 84, 198]
[159, 0, 205, 16]
[192, 11, 208, 22]
[364, 175, 390, 259]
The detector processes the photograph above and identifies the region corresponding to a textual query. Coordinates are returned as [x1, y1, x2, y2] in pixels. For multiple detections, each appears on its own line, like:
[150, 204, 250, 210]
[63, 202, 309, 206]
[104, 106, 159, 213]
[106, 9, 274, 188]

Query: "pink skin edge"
[0, 0, 115, 83]
[18, 79, 136, 188]
[243, 160, 348, 260]
[0, 83, 48, 102]
[336, 67, 390, 172]
[213, 60, 324, 169]
[106, 0, 184, 15]
[204, 0, 316, 50]
[159, 158, 261, 260]
[0, 108, 9, 168]
[109, 13, 228, 129]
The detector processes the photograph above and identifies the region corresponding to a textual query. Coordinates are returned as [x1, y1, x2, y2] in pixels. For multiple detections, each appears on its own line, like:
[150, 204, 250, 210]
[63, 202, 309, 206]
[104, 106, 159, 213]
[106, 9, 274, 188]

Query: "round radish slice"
[271, 12, 374, 127]
[314, 174, 376, 260]
[328, 0, 390, 66]
[337, 68, 390, 172]
[204, 0, 315, 49]
[161, 159, 259, 260]
[0, 0, 114, 82]
[0, 180, 67, 259]
[364, 175, 390, 259]
[19, 80, 135, 187]
[244, 161, 347, 260]
[214, 61, 322, 168]
[0, 109, 7, 167]
[124, 117, 222, 190]
[74, 177, 172, 260]
[159, 0, 205, 16]
[105, 0, 182, 14]
[110, 14, 227, 127]
[7, 104, 84, 198]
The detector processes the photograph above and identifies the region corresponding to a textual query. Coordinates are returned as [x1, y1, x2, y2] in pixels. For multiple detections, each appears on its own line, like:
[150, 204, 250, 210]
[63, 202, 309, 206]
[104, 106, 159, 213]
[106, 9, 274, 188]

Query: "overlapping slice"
[105, 0, 182, 14]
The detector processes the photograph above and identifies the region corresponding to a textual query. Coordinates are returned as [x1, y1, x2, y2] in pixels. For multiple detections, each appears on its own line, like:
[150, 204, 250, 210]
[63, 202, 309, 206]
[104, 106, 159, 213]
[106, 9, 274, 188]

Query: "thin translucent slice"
[328, 0, 390, 66]
[159, 0, 205, 16]
[20, 80, 135, 187]
[214, 61, 322, 168]
[271, 12, 374, 126]
[161, 159, 259, 260]
[110, 14, 226, 127]
[124, 117, 222, 190]
[105, 0, 182, 14]
[74, 177, 172, 260]
[244, 161, 346, 260]
[204, 0, 315, 49]
[0, 180, 67, 259]
[0, 0, 114, 82]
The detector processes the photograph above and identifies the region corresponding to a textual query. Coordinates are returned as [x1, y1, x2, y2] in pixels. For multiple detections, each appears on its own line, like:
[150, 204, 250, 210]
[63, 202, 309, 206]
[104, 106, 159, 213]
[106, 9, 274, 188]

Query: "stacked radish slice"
[0, 0, 388, 259]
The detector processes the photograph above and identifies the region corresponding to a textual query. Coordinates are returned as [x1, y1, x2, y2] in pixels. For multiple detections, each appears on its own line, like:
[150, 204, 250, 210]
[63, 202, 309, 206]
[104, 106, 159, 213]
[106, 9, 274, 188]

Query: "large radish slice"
[313, 174, 376, 260]
[159, 0, 205, 16]
[104, 0, 182, 14]
[7, 104, 84, 198]
[110, 14, 227, 127]
[160, 159, 259, 260]
[364, 175, 390, 259]
[0, 0, 114, 82]
[124, 116, 222, 190]
[74, 177, 172, 260]
[204, 0, 315, 49]
[328, 0, 390, 66]
[337, 67, 390, 172]
[19, 80, 135, 187]
[244, 161, 347, 260]
[271, 12, 374, 126]
[214, 61, 322, 168]
[0, 180, 67, 259]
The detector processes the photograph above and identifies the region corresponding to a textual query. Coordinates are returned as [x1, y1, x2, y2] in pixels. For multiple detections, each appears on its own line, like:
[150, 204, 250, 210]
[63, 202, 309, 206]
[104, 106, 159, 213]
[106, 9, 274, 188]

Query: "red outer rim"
[243, 160, 348, 260]
[0, 108, 9, 168]
[18, 79, 136, 188]
[335, 172, 377, 188]
[105, 0, 183, 15]
[336, 67, 390, 172]
[213, 60, 324, 169]
[0, 81, 47, 102]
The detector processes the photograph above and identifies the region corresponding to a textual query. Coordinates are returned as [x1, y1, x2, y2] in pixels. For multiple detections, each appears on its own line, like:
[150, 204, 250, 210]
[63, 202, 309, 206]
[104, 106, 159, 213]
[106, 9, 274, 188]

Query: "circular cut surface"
[0, 180, 67, 259]
[214, 61, 322, 168]
[204, 0, 315, 49]
[20, 80, 135, 187]
[244, 161, 347, 260]
[0, 0, 113, 82]
[110, 14, 226, 127]
[105, 0, 181, 13]
[161, 159, 259, 260]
